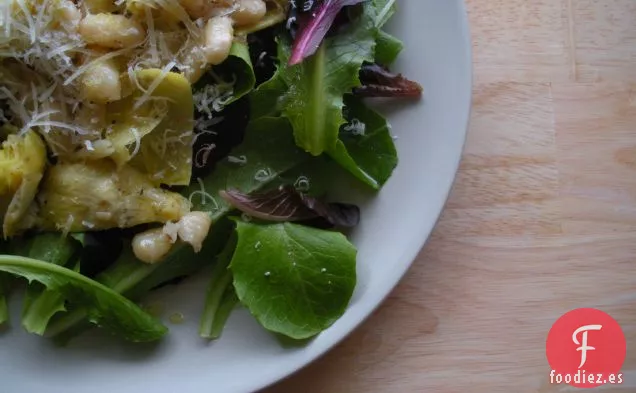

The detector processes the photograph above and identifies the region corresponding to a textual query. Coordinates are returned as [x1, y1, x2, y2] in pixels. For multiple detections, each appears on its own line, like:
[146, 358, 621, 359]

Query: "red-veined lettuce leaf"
[219, 185, 360, 228]
[289, 0, 368, 65]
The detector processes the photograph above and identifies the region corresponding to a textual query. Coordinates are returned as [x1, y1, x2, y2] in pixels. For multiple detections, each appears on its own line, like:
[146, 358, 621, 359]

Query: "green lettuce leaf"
[375, 30, 403, 66]
[249, 73, 286, 120]
[276, 3, 377, 156]
[374, 0, 397, 28]
[0, 255, 167, 342]
[230, 221, 357, 340]
[328, 95, 398, 188]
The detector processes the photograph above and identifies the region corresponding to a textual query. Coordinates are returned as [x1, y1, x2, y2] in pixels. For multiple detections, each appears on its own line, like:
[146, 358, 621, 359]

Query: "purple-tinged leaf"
[220, 186, 317, 223]
[354, 62, 423, 98]
[289, 0, 367, 66]
[219, 186, 360, 228]
[300, 194, 360, 227]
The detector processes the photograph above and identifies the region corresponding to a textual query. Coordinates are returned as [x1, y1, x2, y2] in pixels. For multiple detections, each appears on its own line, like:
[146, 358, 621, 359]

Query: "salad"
[0, 0, 421, 344]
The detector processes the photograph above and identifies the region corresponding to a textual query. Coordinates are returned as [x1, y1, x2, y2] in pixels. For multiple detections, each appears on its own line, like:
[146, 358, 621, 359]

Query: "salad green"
[0, 273, 10, 325]
[16, 233, 82, 335]
[230, 220, 357, 340]
[0, 255, 167, 342]
[0, 0, 421, 346]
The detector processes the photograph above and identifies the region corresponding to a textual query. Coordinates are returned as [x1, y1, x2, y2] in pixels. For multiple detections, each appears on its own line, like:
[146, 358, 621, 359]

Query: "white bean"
[177, 211, 212, 253]
[179, 0, 210, 19]
[56, 0, 82, 28]
[203, 16, 234, 65]
[231, 0, 267, 27]
[179, 0, 234, 19]
[81, 59, 122, 104]
[132, 228, 175, 264]
[79, 13, 145, 49]
[84, 0, 120, 13]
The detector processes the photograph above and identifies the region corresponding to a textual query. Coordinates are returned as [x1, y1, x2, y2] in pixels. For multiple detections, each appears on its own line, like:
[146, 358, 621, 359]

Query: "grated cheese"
[64, 47, 131, 86]
[193, 82, 234, 120]
[227, 155, 247, 165]
[344, 118, 366, 136]
[194, 143, 215, 168]
[150, 0, 199, 38]
[188, 177, 218, 210]
[254, 168, 274, 182]
[294, 176, 310, 192]
[194, 117, 222, 135]
[128, 127, 142, 158]
[133, 60, 176, 110]
[144, 7, 159, 64]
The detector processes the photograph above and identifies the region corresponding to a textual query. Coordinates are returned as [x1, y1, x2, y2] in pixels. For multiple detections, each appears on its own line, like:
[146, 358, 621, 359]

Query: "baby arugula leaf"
[207, 286, 239, 339]
[0, 255, 167, 342]
[0, 273, 10, 325]
[329, 95, 398, 189]
[199, 234, 237, 339]
[0, 241, 11, 325]
[13, 233, 83, 335]
[230, 221, 357, 340]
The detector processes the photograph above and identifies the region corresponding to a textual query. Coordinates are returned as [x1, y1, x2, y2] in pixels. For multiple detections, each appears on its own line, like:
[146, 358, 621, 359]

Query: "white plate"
[0, 1, 472, 392]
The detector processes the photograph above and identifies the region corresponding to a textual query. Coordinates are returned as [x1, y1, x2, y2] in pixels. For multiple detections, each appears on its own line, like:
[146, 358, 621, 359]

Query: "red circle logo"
[546, 308, 626, 388]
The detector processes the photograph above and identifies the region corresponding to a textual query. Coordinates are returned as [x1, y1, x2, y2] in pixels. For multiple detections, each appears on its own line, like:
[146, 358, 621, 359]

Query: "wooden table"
[266, 1, 636, 391]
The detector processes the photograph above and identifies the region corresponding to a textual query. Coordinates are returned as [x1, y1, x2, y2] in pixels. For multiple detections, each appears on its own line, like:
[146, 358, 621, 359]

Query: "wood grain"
[265, 1, 636, 392]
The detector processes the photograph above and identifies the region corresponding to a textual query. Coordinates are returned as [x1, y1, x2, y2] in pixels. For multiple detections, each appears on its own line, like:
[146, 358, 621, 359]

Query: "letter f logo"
[573, 325, 603, 369]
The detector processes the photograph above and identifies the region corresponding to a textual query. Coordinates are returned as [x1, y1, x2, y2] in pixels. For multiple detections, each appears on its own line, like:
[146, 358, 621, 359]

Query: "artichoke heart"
[125, 69, 195, 186]
[36, 160, 190, 232]
[0, 128, 48, 238]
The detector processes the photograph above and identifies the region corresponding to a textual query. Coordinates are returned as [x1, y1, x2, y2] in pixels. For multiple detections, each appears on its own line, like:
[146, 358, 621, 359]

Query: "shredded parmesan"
[64, 47, 131, 86]
[294, 176, 310, 192]
[254, 168, 274, 182]
[194, 143, 215, 168]
[344, 118, 366, 136]
[129, 127, 142, 158]
[134, 60, 176, 110]
[151, 0, 199, 38]
[227, 155, 247, 165]
[188, 177, 218, 209]
[144, 7, 159, 64]
[193, 82, 234, 119]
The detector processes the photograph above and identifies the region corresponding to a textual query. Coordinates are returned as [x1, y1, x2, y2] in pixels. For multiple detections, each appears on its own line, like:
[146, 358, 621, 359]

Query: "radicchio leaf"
[219, 186, 360, 228]
[354, 62, 423, 98]
[289, 0, 368, 65]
